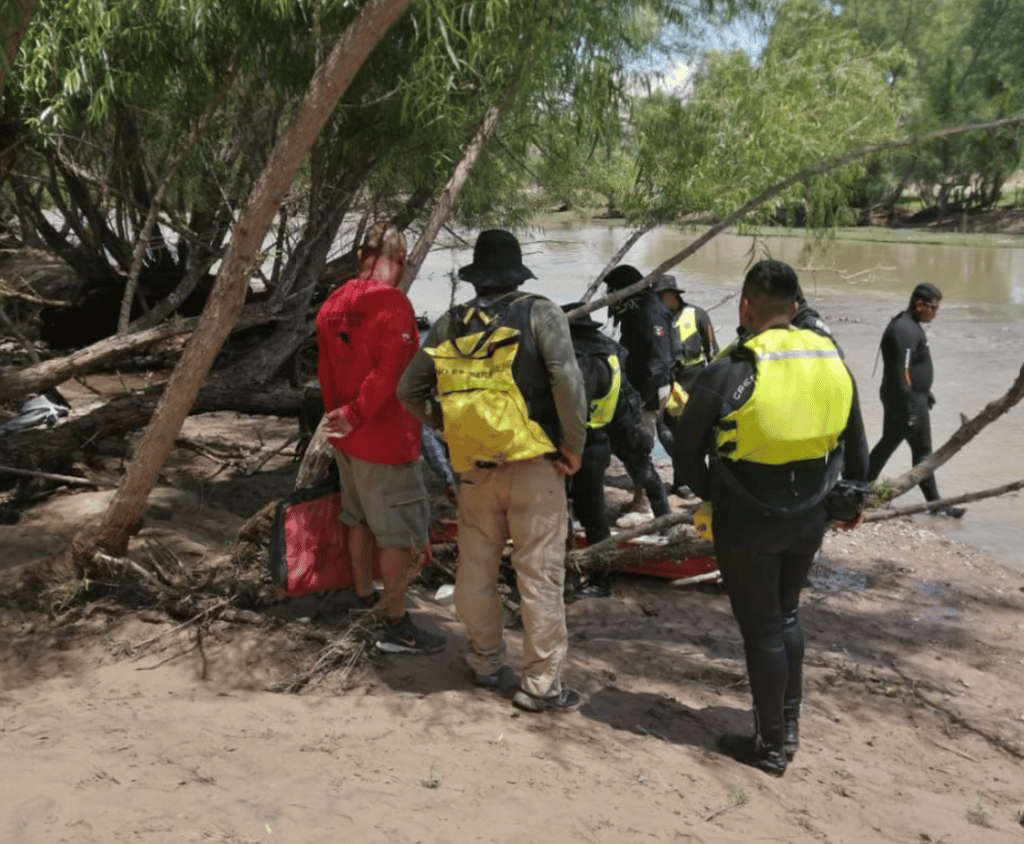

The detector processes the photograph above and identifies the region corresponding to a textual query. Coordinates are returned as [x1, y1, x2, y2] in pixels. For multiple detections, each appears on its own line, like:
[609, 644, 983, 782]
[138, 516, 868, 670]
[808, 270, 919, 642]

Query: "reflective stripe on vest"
[588, 353, 621, 429]
[424, 323, 556, 473]
[714, 328, 853, 466]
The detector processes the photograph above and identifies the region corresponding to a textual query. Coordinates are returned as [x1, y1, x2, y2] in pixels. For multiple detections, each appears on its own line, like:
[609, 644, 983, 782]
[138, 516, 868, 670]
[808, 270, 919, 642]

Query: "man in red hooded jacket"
[316, 220, 444, 655]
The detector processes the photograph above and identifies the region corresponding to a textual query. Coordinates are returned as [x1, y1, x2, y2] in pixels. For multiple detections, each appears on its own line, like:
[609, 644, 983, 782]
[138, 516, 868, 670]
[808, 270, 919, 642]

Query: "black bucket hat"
[561, 302, 602, 330]
[652, 274, 684, 295]
[604, 264, 643, 292]
[458, 229, 536, 289]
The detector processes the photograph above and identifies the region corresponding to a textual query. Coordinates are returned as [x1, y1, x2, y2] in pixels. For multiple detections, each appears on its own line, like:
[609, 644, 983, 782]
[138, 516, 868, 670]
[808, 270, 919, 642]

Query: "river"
[410, 220, 1024, 572]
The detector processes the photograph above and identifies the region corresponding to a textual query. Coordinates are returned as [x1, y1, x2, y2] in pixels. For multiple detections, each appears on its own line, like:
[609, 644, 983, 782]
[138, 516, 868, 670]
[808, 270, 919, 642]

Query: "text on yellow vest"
[424, 301, 556, 472]
[714, 327, 852, 466]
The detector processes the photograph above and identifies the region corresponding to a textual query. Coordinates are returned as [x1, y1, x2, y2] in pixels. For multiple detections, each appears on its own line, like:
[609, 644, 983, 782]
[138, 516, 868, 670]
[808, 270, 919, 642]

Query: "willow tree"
[831, 0, 1024, 214]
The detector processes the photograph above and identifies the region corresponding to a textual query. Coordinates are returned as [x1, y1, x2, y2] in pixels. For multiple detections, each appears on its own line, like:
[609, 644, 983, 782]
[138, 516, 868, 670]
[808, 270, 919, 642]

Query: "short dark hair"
[742, 260, 798, 319]
[910, 283, 943, 305]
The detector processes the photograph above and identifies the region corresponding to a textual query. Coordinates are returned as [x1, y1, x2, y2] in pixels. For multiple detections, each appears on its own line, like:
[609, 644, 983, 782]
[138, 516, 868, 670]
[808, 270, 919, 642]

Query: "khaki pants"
[454, 456, 569, 698]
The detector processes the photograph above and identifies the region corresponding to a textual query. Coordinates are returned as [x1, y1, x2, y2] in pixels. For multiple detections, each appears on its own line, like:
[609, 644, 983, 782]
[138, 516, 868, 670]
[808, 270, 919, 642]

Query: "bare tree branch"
[579, 222, 657, 303]
[865, 479, 1024, 522]
[117, 63, 239, 334]
[564, 114, 1024, 324]
[887, 362, 1024, 499]
[400, 69, 528, 294]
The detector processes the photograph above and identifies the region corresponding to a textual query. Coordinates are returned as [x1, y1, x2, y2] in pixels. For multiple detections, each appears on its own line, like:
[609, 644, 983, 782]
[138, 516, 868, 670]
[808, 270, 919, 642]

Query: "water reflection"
[414, 221, 1024, 570]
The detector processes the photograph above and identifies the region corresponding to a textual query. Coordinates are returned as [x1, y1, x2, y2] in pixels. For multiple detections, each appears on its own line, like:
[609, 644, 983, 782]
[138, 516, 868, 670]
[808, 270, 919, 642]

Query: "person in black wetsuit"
[605, 264, 674, 515]
[562, 302, 669, 596]
[867, 283, 964, 518]
[673, 260, 869, 776]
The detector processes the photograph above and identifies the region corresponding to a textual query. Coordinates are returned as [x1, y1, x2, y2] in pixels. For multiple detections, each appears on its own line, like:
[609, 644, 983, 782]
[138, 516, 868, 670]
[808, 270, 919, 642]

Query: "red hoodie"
[315, 278, 422, 464]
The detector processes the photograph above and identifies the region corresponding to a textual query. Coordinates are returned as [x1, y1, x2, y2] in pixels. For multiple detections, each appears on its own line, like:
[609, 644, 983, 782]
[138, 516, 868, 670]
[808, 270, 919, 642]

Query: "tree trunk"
[117, 65, 238, 334]
[0, 381, 302, 470]
[0, 0, 36, 101]
[887, 362, 1024, 499]
[0, 303, 277, 403]
[400, 73, 525, 294]
[579, 222, 657, 303]
[73, 0, 413, 560]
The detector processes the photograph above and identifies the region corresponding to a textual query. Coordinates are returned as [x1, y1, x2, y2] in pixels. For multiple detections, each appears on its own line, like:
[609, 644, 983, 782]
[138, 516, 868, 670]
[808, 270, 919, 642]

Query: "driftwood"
[569, 534, 714, 575]
[887, 361, 1024, 499]
[0, 303, 278, 404]
[0, 463, 114, 488]
[567, 509, 696, 569]
[0, 381, 302, 469]
[865, 478, 1024, 522]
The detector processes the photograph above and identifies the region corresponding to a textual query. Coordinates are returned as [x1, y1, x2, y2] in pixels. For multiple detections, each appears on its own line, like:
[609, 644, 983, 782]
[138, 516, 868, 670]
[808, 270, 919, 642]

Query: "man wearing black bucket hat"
[398, 230, 588, 713]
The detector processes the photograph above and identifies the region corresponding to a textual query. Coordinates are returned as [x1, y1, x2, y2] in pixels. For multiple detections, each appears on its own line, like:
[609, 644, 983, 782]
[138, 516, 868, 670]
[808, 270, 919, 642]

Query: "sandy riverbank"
[2, 409, 1024, 843]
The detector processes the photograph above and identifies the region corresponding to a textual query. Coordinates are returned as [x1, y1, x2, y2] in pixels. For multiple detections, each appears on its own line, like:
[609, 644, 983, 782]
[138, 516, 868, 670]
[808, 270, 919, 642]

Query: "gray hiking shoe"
[473, 667, 504, 689]
[376, 613, 445, 655]
[511, 687, 583, 713]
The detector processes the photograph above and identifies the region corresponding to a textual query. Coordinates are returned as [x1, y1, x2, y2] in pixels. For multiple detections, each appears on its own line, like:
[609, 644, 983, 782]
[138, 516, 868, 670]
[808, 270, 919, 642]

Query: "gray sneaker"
[511, 687, 583, 713]
[376, 614, 445, 654]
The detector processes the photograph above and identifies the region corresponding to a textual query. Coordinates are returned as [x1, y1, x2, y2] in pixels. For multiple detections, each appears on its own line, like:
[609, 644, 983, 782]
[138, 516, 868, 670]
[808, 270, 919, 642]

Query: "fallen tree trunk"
[0, 381, 302, 469]
[887, 362, 1024, 499]
[865, 478, 1024, 522]
[0, 304, 277, 404]
[569, 534, 714, 575]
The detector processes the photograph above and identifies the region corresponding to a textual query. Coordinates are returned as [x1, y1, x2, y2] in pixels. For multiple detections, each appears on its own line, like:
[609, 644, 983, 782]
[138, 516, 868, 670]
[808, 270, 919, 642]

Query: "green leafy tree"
[626, 0, 907, 227]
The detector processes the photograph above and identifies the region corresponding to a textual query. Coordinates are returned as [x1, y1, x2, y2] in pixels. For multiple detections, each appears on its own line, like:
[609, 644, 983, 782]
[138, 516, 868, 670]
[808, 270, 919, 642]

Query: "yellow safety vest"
[424, 310, 556, 473]
[588, 353, 621, 429]
[714, 328, 852, 466]
[673, 307, 704, 367]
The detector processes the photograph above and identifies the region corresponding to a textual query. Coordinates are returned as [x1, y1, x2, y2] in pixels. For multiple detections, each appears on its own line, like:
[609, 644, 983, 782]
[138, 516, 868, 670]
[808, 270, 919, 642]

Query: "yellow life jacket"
[673, 307, 704, 368]
[588, 353, 621, 429]
[714, 328, 852, 466]
[424, 301, 556, 473]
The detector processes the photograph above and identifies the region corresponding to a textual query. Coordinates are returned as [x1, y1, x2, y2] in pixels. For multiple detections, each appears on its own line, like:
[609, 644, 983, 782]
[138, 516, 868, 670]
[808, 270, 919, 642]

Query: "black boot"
[783, 703, 800, 760]
[717, 732, 787, 777]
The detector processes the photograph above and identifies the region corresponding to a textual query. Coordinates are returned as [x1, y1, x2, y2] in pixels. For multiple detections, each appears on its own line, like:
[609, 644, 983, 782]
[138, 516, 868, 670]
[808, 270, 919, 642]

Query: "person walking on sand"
[315, 220, 445, 655]
[673, 260, 869, 776]
[867, 283, 965, 518]
[398, 229, 588, 713]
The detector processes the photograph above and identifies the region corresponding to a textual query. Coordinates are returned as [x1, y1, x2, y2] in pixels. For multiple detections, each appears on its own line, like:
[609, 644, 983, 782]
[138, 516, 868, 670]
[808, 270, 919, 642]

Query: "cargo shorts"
[333, 451, 430, 549]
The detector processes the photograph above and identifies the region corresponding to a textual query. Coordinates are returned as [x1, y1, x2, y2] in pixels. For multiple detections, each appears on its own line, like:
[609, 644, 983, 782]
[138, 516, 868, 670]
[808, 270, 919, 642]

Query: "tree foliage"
[836, 0, 1024, 211]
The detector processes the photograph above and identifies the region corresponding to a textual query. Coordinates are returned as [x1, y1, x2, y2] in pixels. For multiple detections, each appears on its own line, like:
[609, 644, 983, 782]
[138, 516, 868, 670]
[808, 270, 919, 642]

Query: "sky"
[641, 14, 770, 95]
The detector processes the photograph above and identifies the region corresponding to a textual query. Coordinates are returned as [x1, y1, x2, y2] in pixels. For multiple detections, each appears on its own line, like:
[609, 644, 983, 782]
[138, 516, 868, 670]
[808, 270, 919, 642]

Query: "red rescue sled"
[271, 488, 716, 597]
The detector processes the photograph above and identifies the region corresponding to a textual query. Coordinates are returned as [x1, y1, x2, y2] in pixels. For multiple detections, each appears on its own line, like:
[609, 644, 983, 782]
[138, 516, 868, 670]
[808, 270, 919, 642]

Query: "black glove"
[927, 391, 936, 410]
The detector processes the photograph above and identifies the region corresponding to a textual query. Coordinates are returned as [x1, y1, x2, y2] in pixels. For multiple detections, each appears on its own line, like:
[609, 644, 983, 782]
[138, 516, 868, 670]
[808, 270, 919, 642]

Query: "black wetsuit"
[867, 310, 939, 501]
[568, 329, 669, 546]
[609, 290, 674, 410]
[673, 326, 868, 760]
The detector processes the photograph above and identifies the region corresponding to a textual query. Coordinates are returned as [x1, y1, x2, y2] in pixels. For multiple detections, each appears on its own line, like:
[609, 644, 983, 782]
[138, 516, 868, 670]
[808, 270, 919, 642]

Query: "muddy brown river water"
[411, 220, 1024, 571]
